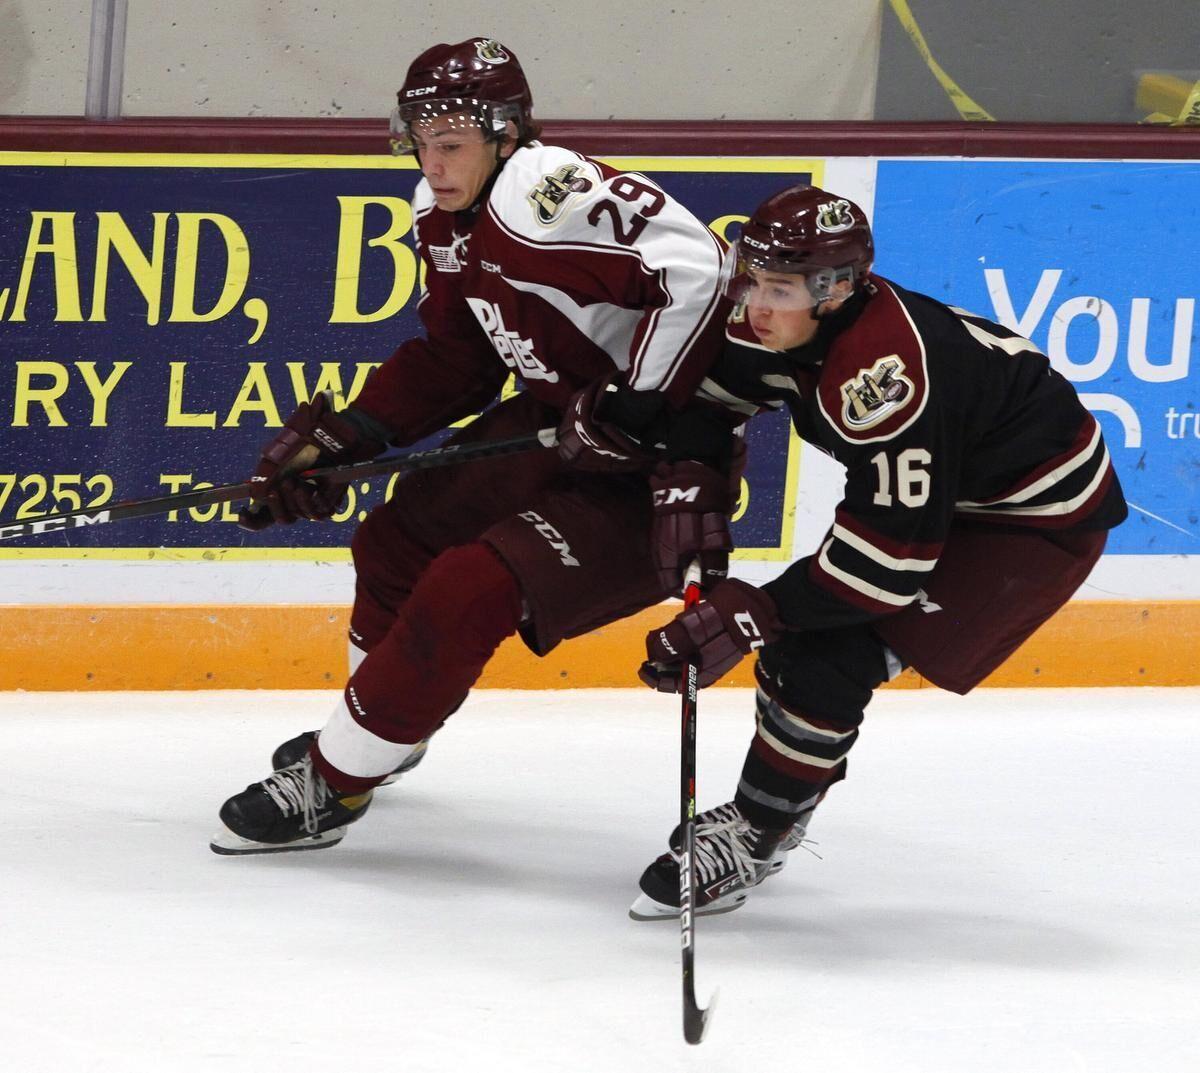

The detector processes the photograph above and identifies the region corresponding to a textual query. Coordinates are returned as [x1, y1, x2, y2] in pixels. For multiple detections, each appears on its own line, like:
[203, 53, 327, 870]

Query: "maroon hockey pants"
[320, 395, 667, 781]
[341, 540, 525, 747]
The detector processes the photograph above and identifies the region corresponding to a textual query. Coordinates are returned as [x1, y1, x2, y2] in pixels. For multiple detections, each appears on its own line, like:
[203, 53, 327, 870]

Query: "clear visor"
[722, 244, 845, 312]
[389, 98, 511, 155]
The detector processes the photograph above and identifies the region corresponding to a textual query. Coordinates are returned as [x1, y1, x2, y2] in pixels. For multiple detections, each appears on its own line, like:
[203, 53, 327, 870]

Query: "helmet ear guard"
[803, 266, 856, 307]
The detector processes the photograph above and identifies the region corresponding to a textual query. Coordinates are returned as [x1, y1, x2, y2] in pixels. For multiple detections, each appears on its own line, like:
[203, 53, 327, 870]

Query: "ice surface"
[2, 687, 1197, 1073]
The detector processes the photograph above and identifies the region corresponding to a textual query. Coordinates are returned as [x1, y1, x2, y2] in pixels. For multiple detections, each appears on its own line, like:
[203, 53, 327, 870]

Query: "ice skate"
[628, 802, 811, 920]
[210, 755, 374, 856]
[271, 730, 429, 787]
[668, 802, 812, 878]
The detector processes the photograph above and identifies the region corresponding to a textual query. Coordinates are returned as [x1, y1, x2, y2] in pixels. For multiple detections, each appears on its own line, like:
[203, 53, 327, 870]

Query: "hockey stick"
[679, 562, 717, 1044]
[0, 428, 558, 541]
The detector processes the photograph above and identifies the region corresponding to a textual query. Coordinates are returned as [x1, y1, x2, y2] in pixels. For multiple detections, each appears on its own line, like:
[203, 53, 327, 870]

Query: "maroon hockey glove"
[238, 393, 384, 530]
[639, 579, 783, 692]
[556, 374, 655, 472]
[649, 460, 734, 594]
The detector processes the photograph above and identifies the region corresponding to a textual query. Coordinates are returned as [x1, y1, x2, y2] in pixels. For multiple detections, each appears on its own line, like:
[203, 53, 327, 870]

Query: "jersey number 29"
[587, 176, 665, 246]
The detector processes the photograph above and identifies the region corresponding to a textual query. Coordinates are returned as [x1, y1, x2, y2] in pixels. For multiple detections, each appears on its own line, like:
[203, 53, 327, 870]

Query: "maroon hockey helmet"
[726, 185, 874, 310]
[390, 37, 535, 154]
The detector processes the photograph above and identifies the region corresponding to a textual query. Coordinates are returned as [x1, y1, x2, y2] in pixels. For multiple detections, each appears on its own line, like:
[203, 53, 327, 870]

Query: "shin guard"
[315, 542, 524, 790]
[735, 626, 888, 829]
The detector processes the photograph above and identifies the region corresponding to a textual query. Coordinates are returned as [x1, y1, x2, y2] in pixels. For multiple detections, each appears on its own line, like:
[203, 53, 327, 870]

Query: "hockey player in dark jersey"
[209, 38, 738, 854]
[630, 184, 1127, 919]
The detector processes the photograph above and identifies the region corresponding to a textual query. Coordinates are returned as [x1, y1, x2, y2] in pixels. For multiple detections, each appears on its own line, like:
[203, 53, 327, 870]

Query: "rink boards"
[0, 149, 1196, 687]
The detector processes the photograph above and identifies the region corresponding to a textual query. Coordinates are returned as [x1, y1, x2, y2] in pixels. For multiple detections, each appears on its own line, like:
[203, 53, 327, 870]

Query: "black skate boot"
[271, 730, 429, 787]
[628, 802, 811, 920]
[666, 802, 813, 878]
[210, 755, 374, 855]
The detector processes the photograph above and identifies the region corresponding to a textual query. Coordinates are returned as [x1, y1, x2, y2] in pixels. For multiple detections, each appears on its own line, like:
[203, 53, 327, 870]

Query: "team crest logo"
[815, 199, 856, 234]
[528, 164, 594, 225]
[841, 355, 912, 428]
[475, 39, 510, 64]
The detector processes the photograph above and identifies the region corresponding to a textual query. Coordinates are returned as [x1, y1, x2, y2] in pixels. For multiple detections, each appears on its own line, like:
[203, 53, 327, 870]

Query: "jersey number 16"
[870, 448, 932, 507]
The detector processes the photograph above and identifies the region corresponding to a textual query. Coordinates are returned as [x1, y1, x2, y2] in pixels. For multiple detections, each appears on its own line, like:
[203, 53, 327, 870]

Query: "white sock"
[317, 693, 416, 778]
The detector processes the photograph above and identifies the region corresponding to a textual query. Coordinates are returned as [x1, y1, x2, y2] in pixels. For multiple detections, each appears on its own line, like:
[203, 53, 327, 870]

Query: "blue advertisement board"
[0, 153, 815, 559]
[874, 159, 1200, 554]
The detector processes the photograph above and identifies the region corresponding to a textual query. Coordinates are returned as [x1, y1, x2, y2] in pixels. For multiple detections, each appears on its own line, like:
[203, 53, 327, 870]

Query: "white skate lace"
[681, 801, 820, 888]
[692, 802, 815, 862]
[262, 757, 330, 834]
[675, 816, 760, 890]
[694, 802, 743, 828]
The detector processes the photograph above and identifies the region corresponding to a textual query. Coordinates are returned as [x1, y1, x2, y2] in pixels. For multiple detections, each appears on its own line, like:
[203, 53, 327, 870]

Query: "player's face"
[410, 114, 513, 212]
[744, 271, 821, 350]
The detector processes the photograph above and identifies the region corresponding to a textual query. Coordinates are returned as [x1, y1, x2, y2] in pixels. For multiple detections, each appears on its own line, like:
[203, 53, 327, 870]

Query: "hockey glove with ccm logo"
[556, 373, 658, 473]
[238, 392, 385, 530]
[640, 578, 783, 692]
[649, 460, 734, 594]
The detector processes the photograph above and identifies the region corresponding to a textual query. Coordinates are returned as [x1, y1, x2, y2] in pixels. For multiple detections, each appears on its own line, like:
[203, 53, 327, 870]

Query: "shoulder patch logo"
[840, 355, 913, 429]
[475, 39, 510, 64]
[528, 164, 595, 225]
[816, 199, 856, 234]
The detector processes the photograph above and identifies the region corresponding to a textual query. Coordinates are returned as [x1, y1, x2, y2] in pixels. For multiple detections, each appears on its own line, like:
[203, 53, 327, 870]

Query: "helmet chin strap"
[814, 279, 873, 322]
[812, 291, 849, 319]
[461, 138, 513, 215]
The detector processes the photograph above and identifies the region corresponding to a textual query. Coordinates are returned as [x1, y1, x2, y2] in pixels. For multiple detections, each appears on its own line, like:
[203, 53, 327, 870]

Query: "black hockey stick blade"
[684, 983, 719, 1045]
[0, 427, 557, 541]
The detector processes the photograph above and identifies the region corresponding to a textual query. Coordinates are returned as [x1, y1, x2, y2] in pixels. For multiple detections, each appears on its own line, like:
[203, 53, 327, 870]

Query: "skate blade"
[627, 891, 748, 921]
[209, 825, 347, 856]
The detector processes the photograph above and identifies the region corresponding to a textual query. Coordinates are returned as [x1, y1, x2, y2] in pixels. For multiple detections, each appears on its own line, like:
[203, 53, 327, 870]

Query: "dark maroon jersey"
[708, 274, 1127, 630]
[353, 143, 729, 445]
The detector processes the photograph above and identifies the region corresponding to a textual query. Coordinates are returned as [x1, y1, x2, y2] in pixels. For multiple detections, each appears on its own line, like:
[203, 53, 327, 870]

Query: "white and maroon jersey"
[709, 275, 1127, 630]
[353, 143, 728, 444]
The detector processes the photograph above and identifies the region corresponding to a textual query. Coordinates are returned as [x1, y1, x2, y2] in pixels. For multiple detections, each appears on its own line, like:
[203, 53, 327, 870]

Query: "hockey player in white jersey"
[211, 37, 740, 853]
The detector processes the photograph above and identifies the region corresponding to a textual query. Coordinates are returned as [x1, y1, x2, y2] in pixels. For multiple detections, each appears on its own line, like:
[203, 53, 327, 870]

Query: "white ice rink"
[3, 687, 1197, 1073]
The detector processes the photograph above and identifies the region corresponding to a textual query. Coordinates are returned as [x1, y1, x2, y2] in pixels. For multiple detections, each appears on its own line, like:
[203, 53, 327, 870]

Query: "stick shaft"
[679, 576, 709, 1044]
[0, 428, 555, 542]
